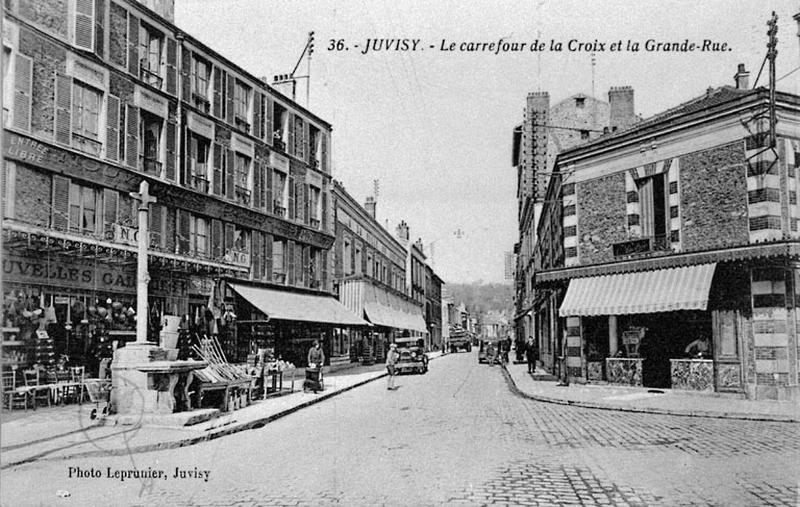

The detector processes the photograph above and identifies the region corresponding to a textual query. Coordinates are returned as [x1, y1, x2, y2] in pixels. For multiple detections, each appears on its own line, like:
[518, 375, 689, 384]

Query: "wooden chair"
[2, 370, 30, 411]
[23, 369, 51, 408]
[62, 366, 85, 404]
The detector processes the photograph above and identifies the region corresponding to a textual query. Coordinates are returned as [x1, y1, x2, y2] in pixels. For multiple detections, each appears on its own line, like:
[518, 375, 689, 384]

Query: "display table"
[264, 368, 295, 398]
[605, 358, 643, 386]
[670, 359, 713, 391]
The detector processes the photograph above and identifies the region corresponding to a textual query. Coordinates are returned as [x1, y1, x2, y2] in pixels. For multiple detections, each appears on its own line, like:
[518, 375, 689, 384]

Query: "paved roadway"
[2, 352, 799, 506]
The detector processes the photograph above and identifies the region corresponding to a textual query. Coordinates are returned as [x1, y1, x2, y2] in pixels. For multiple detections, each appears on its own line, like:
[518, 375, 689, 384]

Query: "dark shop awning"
[559, 263, 717, 317]
[230, 283, 369, 326]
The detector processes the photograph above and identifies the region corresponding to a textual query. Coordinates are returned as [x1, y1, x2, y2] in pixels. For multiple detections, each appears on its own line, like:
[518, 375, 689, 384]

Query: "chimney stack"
[396, 220, 409, 242]
[364, 196, 376, 219]
[608, 86, 636, 132]
[734, 63, 750, 90]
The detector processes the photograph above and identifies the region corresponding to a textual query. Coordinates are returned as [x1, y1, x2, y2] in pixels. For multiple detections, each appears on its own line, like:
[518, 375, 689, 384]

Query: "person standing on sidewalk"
[526, 336, 537, 374]
[386, 343, 399, 390]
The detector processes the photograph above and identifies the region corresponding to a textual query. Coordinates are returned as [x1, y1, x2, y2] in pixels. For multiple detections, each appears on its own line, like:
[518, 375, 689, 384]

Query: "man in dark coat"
[526, 336, 538, 374]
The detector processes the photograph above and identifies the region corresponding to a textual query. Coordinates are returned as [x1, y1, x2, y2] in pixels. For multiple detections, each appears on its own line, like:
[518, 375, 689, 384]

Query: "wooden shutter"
[177, 209, 190, 254]
[321, 190, 328, 233]
[252, 231, 263, 279]
[12, 54, 33, 132]
[264, 233, 273, 279]
[2, 162, 14, 219]
[265, 166, 273, 213]
[149, 203, 164, 249]
[124, 105, 138, 168]
[212, 142, 223, 195]
[321, 250, 328, 290]
[302, 245, 311, 286]
[212, 67, 223, 118]
[225, 74, 235, 124]
[165, 119, 176, 181]
[165, 207, 176, 253]
[73, 0, 95, 51]
[287, 175, 295, 220]
[105, 95, 120, 161]
[303, 184, 310, 225]
[94, 0, 104, 58]
[287, 240, 295, 285]
[165, 37, 177, 95]
[253, 92, 262, 139]
[302, 121, 310, 162]
[287, 112, 295, 156]
[295, 243, 303, 286]
[211, 219, 223, 259]
[51, 176, 70, 230]
[224, 223, 235, 253]
[320, 132, 329, 173]
[102, 188, 118, 238]
[265, 96, 273, 145]
[181, 47, 192, 101]
[127, 14, 139, 77]
[54, 74, 72, 145]
[225, 148, 234, 200]
[253, 161, 262, 209]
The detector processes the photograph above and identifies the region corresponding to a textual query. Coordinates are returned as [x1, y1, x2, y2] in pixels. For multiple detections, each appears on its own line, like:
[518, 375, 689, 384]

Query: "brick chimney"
[396, 220, 409, 242]
[734, 64, 750, 90]
[364, 196, 376, 219]
[608, 86, 635, 132]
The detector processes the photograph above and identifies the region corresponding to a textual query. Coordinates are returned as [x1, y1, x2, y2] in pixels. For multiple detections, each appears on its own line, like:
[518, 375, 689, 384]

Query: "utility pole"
[273, 31, 315, 107]
[767, 11, 778, 148]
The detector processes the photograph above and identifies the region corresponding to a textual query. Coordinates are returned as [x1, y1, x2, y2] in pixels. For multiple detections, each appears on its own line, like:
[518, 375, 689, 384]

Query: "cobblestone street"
[3, 352, 798, 506]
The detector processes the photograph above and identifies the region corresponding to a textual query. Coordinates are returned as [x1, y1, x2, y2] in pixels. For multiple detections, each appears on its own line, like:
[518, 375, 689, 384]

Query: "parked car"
[393, 339, 429, 374]
[478, 339, 500, 364]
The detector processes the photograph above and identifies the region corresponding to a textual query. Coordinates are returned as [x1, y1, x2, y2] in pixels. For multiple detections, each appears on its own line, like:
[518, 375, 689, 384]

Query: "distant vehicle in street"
[393, 338, 429, 374]
[478, 339, 500, 364]
[448, 326, 472, 353]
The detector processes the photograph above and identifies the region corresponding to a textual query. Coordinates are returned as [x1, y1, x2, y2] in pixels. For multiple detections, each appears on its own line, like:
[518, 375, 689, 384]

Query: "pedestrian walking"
[386, 343, 399, 390]
[526, 336, 537, 374]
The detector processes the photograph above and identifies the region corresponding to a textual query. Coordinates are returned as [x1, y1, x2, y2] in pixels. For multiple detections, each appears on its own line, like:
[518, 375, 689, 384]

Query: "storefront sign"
[223, 249, 250, 267]
[112, 223, 139, 247]
[187, 111, 214, 139]
[231, 132, 255, 158]
[3, 255, 137, 293]
[134, 85, 168, 118]
[269, 152, 290, 173]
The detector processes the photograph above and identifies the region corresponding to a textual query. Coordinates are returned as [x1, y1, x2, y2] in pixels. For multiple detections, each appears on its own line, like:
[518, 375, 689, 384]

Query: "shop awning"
[363, 302, 428, 333]
[229, 283, 369, 326]
[559, 263, 717, 317]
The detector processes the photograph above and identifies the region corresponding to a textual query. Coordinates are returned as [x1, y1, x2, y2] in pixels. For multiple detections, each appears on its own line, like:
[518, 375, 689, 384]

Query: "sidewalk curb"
[500, 365, 800, 424]
[4, 353, 446, 468]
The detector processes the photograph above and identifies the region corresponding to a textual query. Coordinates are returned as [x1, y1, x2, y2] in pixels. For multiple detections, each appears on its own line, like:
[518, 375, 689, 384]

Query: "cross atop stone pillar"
[130, 180, 157, 344]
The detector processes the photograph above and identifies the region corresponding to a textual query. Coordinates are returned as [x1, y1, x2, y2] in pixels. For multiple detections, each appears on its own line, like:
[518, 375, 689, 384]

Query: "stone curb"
[4, 353, 445, 468]
[500, 364, 800, 424]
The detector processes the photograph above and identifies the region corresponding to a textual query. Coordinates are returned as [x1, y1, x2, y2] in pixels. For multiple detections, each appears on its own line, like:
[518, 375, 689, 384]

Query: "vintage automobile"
[477, 339, 500, 364]
[393, 338, 429, 374]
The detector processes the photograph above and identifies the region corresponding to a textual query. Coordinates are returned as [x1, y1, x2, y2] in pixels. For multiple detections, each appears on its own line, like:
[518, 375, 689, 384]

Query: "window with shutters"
[309, 185, 321, 228]
[272, 170, 287, 217]
[636, 173, 670, 251]
[190, 215, 209, 257]
[139, 111, 163, 176]
[71, 81, 103, 157]
[343, 238, 352, 276]
[234, 153, 252, 206]
[272, 102, 288, 151]
[188, 132, 210, 193]
[10, 53, 33, 132]
[308, 124, 320, 168]
[191, 54, 211, 111]
[71, 0, 95, 51]
[2, 46, 10, 126]
[293, 115, 305, 159]
[139, 22, 163, 88]
[67, 182, 101, 235]
[272, 238, 286, 283]
[233, 80, 251, 132]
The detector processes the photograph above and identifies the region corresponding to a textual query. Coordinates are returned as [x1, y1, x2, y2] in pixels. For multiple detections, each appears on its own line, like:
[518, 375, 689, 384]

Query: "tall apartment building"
[2, 0, 365, 372]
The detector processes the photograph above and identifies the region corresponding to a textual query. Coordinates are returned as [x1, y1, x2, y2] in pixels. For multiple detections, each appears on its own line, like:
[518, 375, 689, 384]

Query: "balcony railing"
[190, 174, 209, 193]
[612, 234, 671, 258]
[235, 185, 251, 206]
[273, 201, 287, 217]
[139, 155, 163, 176]
[72, 132, 102, 157]
[140, 61, 163, 88]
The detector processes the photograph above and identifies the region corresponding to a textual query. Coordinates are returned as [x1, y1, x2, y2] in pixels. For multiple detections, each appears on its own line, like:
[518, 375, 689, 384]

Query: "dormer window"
[575, 97, 585, 108]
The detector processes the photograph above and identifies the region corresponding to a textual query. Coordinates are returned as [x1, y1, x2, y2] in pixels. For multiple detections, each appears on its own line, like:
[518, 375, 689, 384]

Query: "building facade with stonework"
[512, 87, 638, 369]
[534, 66, 800, 401]
[332, 182, 426, 365]
[2, 0, 365, 374]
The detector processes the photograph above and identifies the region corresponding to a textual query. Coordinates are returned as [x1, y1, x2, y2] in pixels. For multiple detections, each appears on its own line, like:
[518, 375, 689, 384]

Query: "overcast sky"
[175, 0, 800, 284]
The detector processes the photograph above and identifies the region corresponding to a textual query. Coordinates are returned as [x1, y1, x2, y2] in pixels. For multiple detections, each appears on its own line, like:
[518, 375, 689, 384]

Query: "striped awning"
[559, 263, 717, 317]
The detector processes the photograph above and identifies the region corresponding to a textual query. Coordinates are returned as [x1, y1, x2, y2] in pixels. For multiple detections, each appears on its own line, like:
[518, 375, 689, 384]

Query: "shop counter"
[605, 357, 643, 386]
[670, 359, 713, 392]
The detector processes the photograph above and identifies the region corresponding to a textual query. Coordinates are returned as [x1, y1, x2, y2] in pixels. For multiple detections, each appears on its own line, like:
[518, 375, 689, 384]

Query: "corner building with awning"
[531, 80, 800, 401]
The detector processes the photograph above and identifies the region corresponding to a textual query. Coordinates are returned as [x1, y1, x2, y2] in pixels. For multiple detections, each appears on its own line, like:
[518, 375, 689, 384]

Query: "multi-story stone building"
[332, 183, 426, 365]
[425, 268, 443, 350]
[2, 0, 365, 373]
[533, 65, 800, 400]
[511, 87, 638, 365]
